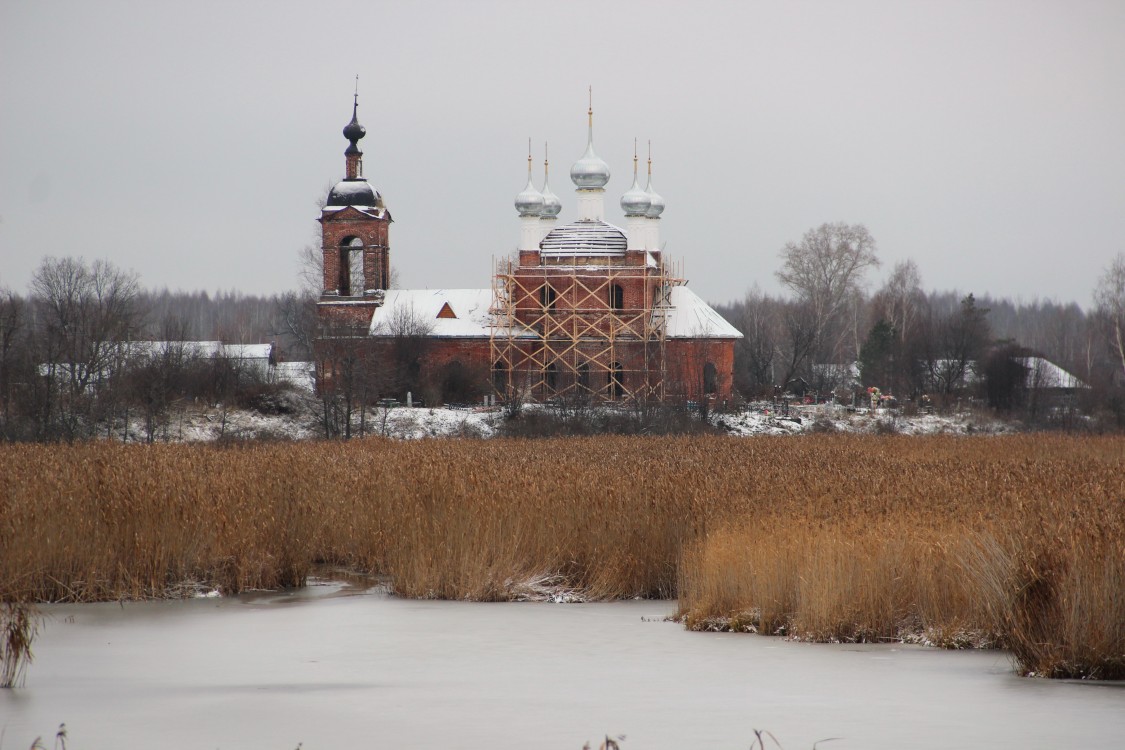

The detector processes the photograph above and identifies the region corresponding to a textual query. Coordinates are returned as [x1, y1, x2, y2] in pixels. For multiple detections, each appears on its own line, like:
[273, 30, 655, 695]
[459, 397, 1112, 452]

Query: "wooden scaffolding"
[489, 256, 685, 402]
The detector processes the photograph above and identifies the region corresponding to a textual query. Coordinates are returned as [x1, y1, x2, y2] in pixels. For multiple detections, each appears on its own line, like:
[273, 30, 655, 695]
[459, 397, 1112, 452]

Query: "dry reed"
[1, 435, 1122, 677]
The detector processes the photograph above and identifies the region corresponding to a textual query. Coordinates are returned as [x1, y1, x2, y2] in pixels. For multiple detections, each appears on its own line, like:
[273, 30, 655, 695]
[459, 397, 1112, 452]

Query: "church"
[314, 94, 741, 406]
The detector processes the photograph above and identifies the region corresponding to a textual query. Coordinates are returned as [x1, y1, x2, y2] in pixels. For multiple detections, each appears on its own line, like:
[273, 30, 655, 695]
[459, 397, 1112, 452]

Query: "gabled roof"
[1020, 357, 1088, 389]
[365, 287, 741, 341]
[664, 286, 743, 339]
[368, 289, 534, 339]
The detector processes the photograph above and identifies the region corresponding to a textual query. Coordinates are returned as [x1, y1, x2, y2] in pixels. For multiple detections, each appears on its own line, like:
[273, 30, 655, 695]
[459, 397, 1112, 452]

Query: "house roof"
[1020, 357, 1088, 389]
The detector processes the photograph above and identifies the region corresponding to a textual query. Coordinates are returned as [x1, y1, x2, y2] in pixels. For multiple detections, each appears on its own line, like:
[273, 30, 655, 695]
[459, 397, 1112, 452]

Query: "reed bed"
[1, 435, 1122, 678]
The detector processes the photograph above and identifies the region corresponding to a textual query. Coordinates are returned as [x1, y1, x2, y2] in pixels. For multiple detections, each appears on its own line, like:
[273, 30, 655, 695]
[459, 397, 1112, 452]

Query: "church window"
[339, 236, 365, 296]
[610, 361, 624, 399]
[540, 284, 557, 312]
[610, 284, 624, 310]
[703, 361, 717, 394]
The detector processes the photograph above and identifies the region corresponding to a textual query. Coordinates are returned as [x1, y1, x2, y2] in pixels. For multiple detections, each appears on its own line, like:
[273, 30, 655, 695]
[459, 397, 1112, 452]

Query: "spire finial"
[633, 138, 639, 178]
[647, 140, 652, 178]
[342, 82, 366, 177]
[540, 141, 561, 218]
[527, 137, 534, 179]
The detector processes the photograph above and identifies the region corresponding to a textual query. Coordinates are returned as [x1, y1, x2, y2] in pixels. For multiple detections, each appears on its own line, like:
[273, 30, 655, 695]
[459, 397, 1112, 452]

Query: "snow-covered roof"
[276, 361, 315, 390]
[664, 286, 743, 339]
[223, 343, 273, 360]
[368, 289, 534, 338]
[540, 220, 627, 256]
[124, 341, 272, 360]
[1020, 357, 1088, 389]
[366, 287, 740, 340]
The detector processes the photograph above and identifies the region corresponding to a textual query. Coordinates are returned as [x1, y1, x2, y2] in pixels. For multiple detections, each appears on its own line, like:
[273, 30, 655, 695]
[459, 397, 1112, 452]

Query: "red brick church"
[315, 94, 740, 405]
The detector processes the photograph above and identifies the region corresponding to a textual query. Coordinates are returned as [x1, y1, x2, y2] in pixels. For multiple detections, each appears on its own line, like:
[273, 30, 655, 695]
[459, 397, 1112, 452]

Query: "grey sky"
[2, 1, 1123, 309]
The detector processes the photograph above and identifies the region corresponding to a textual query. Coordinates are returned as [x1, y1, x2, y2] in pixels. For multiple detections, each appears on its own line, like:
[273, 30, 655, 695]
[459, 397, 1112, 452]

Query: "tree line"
[714, 223, 1125, 428]
[0, 257, 306, 442]
[2, 229, 1124, 440]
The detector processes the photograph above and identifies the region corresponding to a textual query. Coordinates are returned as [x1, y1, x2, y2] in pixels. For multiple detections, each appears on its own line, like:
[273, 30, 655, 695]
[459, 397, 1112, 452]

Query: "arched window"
[610, 361, 624, 399]
[539, 284, 557, 312]
[703, 361, 718, 395]
[577, 361, 591, 391]
[610, 284, 624, 310]
[492, 361, 507, 396]
[339, 236, 365, 296]
[545, 362, 558, 391]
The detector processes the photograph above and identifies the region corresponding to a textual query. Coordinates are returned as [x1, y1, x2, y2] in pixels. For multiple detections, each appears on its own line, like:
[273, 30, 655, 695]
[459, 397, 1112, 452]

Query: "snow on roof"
[126, 340, 223, 357]
[276, 361, 315, 390]
[367, 287, 740, 340]
[1020, 357, 1088, 389]
[369, 289, 535, 338]
[664, 286, 743, 339]
[540, 220, 628, 256]
[125, 341, 272, 360]
[223, 343, 272, 360]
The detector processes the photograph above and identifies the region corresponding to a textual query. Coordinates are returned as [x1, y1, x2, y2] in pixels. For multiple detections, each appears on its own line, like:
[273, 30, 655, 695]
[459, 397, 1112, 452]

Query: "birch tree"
[775, 222, 879, 364]
[1093, 252, 1125, 380]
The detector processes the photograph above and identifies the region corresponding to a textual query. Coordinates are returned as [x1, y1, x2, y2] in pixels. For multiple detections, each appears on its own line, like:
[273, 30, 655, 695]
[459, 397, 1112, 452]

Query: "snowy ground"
[122, 395, 1011, 443]
[717, 401, 1014, 437]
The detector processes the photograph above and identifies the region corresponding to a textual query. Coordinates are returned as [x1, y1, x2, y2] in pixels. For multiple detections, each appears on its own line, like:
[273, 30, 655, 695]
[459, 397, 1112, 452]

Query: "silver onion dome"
[644, 172, 665, 218]
[570, 105, 610, 189]
[540, 181, 562, 218]
[644, 146, 665, 218]
[515, 153, 544, 217]
[645, 184, 665, 218]
[540, 145, 562, 218]
[621, 153, 651, 217]
[571, 141, 611, 189]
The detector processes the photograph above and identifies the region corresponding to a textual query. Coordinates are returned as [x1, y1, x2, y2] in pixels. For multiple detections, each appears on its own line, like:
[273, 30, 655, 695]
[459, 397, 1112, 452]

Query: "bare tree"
[374, 301, 436, 402]
[776, 300, 818, 392]
[0, 287, 28, 435]
[1094, 252, 1125, 380]
[30, 257, 143, 439]
[776, 222, 880, 364]
[873, 260, 924, 344]
[729, 287, 779, 395]
[924, 293, 992, 394]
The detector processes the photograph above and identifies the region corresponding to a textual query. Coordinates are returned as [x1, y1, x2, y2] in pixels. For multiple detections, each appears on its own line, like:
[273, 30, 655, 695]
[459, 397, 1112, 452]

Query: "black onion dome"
[343, 102, 366, 143]
[327, 178, 379, 207]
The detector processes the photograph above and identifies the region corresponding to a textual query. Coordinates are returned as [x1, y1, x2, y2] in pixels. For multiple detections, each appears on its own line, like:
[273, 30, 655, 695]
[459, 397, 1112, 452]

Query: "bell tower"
[317, 85, 392, 328]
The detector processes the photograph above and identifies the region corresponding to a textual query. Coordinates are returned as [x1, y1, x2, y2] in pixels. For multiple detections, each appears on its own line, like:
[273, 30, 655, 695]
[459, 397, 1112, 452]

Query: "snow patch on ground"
[716, 402, 1014, 437]
[116, 394, 1012, 443]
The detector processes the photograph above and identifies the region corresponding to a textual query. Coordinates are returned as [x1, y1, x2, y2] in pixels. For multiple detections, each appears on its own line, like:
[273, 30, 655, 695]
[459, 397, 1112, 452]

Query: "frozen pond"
[3, 582, 1123, 749]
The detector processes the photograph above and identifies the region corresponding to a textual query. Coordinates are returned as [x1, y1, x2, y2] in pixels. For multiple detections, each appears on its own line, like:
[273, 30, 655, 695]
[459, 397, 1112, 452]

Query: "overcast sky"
[2, 1, 1123, 309]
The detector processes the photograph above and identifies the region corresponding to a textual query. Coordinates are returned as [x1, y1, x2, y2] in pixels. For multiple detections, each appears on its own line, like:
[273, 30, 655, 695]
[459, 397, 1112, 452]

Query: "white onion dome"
[621, 155, 651, 217]
[540, 181, 562, 218]
[570, 107, 610, 189]
[644, 176, 665, 218]
[515, 155, 545, 217]
[571, 141, 611, 189]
